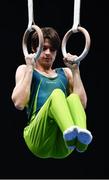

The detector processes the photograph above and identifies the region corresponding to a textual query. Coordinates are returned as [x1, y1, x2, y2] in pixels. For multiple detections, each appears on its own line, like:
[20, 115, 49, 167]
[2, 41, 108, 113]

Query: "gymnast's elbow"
[11, 95, 26, 111]
[15, 103, 25, 111]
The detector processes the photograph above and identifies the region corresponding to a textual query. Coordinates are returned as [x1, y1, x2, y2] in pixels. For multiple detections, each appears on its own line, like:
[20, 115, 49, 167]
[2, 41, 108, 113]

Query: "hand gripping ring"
[22, 24, 44, 62]
[61, 26, 91, 64]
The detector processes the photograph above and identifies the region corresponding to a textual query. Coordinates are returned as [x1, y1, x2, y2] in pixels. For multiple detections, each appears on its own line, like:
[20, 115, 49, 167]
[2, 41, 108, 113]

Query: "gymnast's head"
[31, 27, 61, 53]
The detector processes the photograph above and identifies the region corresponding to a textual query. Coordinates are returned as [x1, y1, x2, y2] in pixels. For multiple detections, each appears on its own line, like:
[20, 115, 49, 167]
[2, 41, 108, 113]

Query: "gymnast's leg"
[23, 89, 77, 158]
[67, 93, 93, 152]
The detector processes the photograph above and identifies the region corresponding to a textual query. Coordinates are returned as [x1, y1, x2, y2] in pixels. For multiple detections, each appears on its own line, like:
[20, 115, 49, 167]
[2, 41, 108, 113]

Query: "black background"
[0, 0, 107, 179]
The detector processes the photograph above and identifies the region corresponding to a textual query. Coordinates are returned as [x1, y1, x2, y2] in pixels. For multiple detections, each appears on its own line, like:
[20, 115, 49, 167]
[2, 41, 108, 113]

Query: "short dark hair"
[31, 27, 61, 52]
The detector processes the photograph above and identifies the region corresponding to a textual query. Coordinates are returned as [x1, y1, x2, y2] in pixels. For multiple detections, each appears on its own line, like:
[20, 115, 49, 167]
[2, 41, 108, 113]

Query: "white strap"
[22, 0, 44, 62]
[72, 0, 81, 32]
[27, 0, 34, 28]
[61, 0, 91, 64]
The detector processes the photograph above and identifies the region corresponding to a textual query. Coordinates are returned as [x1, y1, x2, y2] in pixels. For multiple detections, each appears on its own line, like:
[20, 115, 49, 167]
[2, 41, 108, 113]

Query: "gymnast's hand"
[63, 53, 79, 69]
[25, 53, 35, 66]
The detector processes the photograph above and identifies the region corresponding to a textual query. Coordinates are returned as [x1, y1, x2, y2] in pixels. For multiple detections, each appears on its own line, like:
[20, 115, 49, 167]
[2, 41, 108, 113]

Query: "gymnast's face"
[36, 38, 57, 68]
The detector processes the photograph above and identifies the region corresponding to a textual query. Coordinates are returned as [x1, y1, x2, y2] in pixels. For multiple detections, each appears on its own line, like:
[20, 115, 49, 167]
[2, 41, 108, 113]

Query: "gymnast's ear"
[31, 47, 35, 53]
[32, 47, 38, 53]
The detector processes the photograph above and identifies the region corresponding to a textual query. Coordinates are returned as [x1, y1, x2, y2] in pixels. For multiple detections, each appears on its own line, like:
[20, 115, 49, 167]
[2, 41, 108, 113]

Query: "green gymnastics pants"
[23, 89, 86, 159]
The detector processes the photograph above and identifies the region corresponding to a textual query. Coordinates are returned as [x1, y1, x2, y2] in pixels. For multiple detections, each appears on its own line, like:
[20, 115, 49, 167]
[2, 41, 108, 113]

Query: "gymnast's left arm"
[63, 55, 87, 109]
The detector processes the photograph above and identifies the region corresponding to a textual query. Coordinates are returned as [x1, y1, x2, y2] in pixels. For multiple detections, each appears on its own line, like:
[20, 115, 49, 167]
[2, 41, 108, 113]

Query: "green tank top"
[27, 68, 69, 120]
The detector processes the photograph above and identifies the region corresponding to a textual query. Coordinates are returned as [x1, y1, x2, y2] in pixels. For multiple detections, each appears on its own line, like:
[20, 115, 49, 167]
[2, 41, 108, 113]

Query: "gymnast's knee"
[51, 89, 65, 98]
[68, 93, 79, 99]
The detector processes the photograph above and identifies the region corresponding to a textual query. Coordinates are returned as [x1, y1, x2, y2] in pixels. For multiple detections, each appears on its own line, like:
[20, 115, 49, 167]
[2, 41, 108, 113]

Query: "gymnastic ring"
[22, 24, 44, 62]
[61, 26, 91, 64]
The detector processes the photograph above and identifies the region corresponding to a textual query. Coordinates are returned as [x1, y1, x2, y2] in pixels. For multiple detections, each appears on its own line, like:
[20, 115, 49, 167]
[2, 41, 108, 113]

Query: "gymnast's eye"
[43, 46, 55, 52]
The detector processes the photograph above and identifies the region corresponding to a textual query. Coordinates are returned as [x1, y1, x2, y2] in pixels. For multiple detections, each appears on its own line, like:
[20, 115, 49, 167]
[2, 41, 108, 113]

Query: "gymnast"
[11, 27, 93, 159]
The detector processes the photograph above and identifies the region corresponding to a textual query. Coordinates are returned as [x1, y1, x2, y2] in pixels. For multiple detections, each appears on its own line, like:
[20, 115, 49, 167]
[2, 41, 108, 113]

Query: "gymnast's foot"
[63, 126, 78, 150]
[76, 128, 93, 152]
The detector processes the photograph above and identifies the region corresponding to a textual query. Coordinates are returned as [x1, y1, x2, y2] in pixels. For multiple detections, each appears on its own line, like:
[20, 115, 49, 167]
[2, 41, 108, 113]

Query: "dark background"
[0, 0, 107, 179]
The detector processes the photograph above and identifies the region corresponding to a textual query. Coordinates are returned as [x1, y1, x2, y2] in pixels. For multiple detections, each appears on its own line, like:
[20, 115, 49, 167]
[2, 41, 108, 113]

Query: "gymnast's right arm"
[11, 54, 34, 110]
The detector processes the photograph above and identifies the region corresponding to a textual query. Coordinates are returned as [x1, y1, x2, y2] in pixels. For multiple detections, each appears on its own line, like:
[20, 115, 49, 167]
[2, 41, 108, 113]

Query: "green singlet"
[23, 68, 86, 158]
